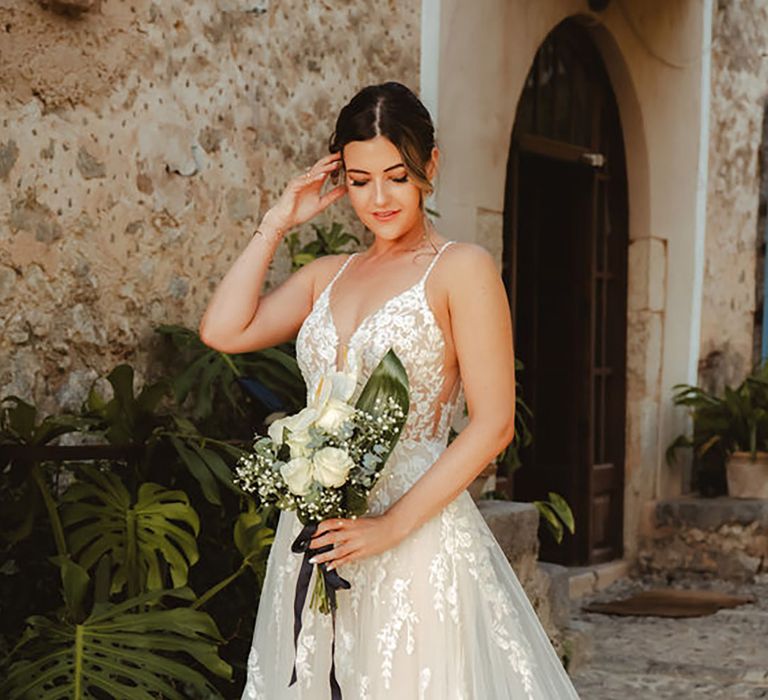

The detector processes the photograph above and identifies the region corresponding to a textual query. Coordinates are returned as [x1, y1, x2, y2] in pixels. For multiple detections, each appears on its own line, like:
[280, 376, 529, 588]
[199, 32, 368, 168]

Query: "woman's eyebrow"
[345, 162, 406, 174]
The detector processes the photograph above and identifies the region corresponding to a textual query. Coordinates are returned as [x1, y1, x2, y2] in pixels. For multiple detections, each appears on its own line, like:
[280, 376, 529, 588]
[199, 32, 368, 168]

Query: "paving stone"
[567, 574, 768, 699]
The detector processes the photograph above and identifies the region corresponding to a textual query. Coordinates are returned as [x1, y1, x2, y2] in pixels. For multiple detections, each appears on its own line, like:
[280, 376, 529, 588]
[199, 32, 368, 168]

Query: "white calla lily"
[267, 405, 319, 446]
[309, 346, 360, 433]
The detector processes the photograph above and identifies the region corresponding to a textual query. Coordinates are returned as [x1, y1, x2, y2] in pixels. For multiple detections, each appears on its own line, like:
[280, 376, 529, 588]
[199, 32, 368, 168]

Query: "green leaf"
[61, 466, 200, 596]
[355, 348, 410, 453]
[233, 500, 275, 573]
[1, 587, 231, 700]
[48, 555, 90, 623]
[344, 486, 369, 517]
[545, 491, 575, 534]
[534, 501, 564, 543]
[169, 436, 222, 505]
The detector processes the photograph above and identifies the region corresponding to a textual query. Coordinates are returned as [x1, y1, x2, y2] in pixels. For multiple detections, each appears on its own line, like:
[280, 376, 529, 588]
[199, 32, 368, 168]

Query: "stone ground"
[566, 573, 768, 699]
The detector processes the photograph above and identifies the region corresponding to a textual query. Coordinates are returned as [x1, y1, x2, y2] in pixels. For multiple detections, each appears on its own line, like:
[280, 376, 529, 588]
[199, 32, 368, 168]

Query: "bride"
[199, 81, 581, 699]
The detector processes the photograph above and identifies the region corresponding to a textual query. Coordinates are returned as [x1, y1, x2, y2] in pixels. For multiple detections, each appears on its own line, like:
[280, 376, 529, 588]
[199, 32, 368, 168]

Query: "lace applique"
[242, 648, 265, 699]
[435, 493, 537, 696]
[376, 576, 419, 689]
[419, 667, 432, 699]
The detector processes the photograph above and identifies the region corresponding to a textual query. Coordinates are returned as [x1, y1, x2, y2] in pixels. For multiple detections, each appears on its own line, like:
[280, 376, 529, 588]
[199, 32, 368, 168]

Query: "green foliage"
[533, 492, 576, 544]
[155, 324, 307, 425]
[1, 561, 230, 700]
[0, 396, 95, 447]
[61, 465, 200, 597]
[0, 361, 274, 696]
[284, 220, 360, 271]
[666, 359, 768, 493]
[84, 364, 173, 447]
[355, 347, 410, 458]
[233, 501, 275, 575]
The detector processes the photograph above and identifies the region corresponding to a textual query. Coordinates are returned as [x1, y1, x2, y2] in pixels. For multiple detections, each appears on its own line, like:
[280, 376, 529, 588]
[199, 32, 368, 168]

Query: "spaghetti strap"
[323, 252, 359, 297]
[418, 240, 454, 287]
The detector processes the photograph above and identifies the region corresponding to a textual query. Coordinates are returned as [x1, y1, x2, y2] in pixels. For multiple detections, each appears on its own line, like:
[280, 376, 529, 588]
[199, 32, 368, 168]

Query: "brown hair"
[328, 81, 437, 212]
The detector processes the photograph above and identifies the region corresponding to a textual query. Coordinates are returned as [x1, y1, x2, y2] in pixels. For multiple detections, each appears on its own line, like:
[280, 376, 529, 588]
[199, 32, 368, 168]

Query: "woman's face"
[341, 135, 437, 241]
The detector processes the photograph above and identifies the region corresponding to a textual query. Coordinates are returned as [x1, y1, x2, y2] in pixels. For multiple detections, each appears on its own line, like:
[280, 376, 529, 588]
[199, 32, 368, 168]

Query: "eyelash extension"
[350, 175, 409, 187]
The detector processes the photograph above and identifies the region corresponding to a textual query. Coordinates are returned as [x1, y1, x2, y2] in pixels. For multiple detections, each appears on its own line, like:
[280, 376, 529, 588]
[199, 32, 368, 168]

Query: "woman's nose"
[373, 179, 389, 206]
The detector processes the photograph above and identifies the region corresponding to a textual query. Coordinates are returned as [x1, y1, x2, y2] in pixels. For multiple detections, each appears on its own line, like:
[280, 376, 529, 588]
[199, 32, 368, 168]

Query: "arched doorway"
[502, 19, 629, 566]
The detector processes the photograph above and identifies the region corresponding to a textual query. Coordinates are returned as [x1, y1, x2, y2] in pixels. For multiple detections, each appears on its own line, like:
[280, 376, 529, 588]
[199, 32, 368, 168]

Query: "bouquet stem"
[309, 564, 332, 614]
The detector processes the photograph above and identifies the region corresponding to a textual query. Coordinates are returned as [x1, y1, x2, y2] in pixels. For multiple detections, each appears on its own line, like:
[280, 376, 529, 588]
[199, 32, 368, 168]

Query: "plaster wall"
[429, 0, 709, 561]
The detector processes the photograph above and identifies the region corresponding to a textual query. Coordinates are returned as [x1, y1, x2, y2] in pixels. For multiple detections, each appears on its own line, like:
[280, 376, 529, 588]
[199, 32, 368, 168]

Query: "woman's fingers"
[319, 184, 347, 209]
[311, 541, 356, 566]
[292, 161, 339, 189]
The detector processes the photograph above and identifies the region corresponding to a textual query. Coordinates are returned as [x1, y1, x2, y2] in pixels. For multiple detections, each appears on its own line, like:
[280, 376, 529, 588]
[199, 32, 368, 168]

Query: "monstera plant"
[0, 362, 274, 697]
[1, 559, 231, 699]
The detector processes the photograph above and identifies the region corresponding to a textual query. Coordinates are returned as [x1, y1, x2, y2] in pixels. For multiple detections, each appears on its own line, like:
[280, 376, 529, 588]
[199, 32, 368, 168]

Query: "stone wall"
[0, 0, 421, 413]
[638, 496, 768, 581]
[700, 0, 768, 392]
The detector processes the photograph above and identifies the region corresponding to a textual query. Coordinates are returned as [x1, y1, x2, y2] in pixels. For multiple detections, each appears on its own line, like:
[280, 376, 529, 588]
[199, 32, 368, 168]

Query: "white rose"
[280, 456, 314, 495]
[312, 446, 355, 488]
[315, 397, 357, 433]
[268, 406, 319, 446]
[288, 428, 313, 458]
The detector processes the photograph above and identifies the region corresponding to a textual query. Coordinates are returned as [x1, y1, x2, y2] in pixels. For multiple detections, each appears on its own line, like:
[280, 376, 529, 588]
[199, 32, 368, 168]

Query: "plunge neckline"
[325, 241, 452, 371]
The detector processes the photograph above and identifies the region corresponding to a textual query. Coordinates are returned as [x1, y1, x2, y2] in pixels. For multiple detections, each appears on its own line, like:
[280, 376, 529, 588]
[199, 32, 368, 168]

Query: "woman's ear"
[426, 146, 439, 181]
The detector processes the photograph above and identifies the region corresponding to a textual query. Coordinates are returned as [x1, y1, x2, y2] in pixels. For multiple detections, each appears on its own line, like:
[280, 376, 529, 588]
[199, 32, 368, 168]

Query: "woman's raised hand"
[263, 154, 346, 234]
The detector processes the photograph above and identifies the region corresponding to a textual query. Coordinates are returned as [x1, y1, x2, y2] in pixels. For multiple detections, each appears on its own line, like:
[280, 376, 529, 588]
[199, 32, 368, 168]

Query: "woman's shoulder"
[437, 241, 502, 302]
[299, 251, 354, 299]
[439, 240, 497, 273]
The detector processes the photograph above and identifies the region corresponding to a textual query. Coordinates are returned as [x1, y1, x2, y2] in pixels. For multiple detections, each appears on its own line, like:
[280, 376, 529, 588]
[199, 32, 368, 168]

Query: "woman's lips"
[372, 210, 400, 221]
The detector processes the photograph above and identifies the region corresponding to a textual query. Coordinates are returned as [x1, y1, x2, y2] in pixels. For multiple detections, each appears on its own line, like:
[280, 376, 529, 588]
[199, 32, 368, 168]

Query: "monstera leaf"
[60, 465, 200, 597]
[1, 563, 231, 700]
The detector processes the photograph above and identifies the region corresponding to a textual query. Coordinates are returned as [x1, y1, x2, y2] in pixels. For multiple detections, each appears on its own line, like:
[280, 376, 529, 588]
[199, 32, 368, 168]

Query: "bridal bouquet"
[235, 346, 409, 599]
[234, 346, 409, 698]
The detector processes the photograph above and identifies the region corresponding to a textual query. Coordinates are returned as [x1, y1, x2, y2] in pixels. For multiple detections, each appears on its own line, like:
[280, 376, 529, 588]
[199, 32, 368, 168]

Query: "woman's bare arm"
[383, 242, 517, 536]
[198, 154, 345, 354]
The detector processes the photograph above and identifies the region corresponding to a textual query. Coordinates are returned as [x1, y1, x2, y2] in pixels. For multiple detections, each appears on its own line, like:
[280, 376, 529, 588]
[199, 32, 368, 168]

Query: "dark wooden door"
[502, 20, 628, 565]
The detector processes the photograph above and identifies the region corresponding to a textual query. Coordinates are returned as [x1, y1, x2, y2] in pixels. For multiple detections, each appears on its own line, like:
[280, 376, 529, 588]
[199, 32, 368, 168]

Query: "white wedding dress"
[242, 240, 581, 699]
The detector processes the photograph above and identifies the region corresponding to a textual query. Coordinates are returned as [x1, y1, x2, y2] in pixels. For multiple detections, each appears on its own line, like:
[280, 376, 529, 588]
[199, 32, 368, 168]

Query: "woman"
[199, 82, 581, 699]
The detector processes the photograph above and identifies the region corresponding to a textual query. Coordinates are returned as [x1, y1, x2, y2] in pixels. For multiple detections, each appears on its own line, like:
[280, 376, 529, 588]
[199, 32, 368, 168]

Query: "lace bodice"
[296, 240, 464, 448]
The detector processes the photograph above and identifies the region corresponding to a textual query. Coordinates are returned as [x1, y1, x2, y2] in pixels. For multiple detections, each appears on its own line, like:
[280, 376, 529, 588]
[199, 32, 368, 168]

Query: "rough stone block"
[638, 496, 768, 581]
[476, 499, 540, 568]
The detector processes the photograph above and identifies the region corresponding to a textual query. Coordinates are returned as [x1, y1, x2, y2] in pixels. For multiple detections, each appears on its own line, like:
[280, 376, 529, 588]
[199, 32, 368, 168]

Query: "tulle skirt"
[241, 438, 581, 699]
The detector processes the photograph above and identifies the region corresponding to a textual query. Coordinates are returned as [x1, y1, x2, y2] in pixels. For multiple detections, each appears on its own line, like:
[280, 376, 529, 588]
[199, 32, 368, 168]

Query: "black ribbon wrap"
[288, 521, 352, 700]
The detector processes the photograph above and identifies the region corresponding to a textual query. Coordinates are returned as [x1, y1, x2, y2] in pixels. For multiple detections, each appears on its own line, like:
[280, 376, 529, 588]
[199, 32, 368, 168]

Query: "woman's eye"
[349, 176, 408, 187]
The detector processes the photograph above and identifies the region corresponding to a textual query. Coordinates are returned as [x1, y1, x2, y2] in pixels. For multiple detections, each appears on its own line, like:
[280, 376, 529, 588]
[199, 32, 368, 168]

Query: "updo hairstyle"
[328, 81, 437, 212]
